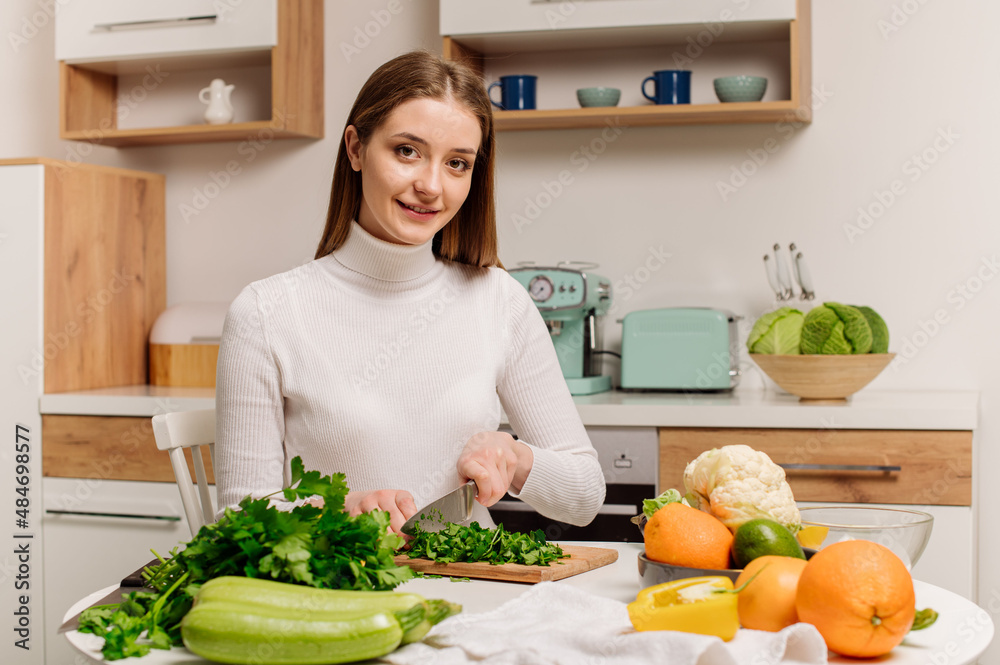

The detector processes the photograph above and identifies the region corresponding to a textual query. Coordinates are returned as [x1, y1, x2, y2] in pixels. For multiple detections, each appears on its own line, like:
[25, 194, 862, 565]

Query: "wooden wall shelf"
[443, 0, 811, 131]
[59, 117, 320, 148]
[492, 100, 809, 131]
[58, 0, 323, 147]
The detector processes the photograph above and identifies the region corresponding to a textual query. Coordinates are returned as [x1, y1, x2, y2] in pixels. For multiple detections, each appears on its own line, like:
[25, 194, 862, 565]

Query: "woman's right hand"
[343, 489, 418, 535]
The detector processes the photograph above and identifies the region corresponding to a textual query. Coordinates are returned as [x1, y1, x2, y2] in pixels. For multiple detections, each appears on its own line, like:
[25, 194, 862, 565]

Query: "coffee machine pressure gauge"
[528, 275, 554, 302]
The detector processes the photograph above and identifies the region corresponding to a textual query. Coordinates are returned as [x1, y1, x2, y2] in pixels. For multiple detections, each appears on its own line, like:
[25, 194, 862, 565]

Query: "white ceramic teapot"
[199, 78, 235, 124]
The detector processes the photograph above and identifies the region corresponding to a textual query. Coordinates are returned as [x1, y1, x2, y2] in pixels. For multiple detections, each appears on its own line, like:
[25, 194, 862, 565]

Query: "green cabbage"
[855, 305, 889, 353]
[746, 307, 804, 354]
[641, 488, 696, 519]
[800, 302, 873, 354]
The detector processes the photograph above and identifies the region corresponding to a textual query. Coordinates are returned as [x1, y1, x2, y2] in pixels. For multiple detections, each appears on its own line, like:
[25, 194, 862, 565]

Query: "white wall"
[4, 0, 999, 659]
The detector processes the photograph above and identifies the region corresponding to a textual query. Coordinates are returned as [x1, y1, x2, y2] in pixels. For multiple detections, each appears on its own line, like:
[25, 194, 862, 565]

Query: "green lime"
[731, 518, 806, 568]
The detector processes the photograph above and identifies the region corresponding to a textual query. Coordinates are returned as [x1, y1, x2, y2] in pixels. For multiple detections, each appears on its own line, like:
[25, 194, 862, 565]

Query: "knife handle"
[774, 244, 793, 299]
[121, 558, 162, 587]
[764, 255, 783, 300]
[795, 252, 815, 300]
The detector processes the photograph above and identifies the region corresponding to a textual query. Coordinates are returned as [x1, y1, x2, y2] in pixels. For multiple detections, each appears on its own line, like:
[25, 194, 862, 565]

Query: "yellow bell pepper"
[627, 576, 740, 641]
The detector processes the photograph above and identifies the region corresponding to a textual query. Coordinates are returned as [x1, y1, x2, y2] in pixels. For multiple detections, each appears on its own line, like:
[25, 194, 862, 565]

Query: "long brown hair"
[315, 51, 499, 267]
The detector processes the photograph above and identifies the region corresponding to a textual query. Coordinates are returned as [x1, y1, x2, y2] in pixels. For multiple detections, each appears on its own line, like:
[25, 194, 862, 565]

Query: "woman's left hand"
[457, 431, 533, 507]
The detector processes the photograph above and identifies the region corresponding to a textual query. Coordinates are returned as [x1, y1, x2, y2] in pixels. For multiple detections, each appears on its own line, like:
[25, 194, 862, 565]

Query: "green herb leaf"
[911, 607, 939, 631]
[405, 521, 569, 566]
[86, 456, 413, 660]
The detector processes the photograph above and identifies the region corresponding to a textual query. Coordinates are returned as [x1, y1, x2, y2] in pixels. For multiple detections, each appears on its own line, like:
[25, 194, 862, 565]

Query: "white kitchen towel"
[381, 582, 828, 665]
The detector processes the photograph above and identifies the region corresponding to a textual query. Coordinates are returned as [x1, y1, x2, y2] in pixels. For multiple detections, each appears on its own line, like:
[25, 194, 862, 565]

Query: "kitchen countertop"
[63, 542, 994, 665]
[39, 385, 979, 430]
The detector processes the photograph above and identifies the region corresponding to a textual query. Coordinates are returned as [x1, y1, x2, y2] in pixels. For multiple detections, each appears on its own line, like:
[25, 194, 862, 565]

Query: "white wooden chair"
[152, 408, 217, 537]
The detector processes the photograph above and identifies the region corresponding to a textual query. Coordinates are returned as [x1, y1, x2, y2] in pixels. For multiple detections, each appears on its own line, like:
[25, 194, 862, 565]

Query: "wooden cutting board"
[394, 544, 619, 583]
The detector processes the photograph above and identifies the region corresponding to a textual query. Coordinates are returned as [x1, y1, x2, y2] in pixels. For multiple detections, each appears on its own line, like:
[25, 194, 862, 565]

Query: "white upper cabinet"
[56, 0, 277, 64]
[440, 0, 797, 38]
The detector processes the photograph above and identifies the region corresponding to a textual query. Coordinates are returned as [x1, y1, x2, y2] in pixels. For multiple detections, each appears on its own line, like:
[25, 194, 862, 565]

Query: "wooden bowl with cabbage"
[747, 303, 893, 402]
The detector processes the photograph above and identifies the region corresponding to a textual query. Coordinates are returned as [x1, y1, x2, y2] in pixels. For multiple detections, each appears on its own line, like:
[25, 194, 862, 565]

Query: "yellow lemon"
[796, 526, 829, 549]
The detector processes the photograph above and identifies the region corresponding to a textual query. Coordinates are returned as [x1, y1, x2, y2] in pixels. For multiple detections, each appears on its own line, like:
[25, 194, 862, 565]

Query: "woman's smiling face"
[346, 96, 482, 246]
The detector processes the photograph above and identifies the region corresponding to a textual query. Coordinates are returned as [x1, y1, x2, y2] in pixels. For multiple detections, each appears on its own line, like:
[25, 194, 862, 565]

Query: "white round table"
[64, 542, 993, 665]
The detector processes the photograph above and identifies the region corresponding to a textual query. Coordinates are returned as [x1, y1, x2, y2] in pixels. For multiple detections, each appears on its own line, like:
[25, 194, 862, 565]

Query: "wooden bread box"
[149, 302, 228, 388]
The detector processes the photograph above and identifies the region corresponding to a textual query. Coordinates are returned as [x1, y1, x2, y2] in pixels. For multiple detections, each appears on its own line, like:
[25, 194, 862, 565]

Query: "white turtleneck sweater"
[215, 221, 606, 527]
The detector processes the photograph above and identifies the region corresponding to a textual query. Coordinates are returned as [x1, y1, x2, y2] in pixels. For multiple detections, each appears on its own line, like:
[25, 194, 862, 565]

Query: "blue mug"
[488, 75, 537, 110]
[642, 70, 691, 105]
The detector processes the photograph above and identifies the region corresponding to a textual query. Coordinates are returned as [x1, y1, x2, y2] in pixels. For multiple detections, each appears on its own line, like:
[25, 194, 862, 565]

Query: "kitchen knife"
[58, 586, 144, 634]
[58, 558, 159, 634]
[401, 480, 477, 536]
[795, 251, 815, 300]
[774, 243, 794, 300]
[763, 255, 784, 300]
[789, 243, 804, 296]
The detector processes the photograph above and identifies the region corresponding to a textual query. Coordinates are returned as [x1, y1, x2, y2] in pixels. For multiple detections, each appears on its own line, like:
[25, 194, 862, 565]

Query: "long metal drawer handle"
[779, 463, 902, 473]
[45, 509, 181, 521]
[93, 16, 217, 32]
[493, 500, 637, 516]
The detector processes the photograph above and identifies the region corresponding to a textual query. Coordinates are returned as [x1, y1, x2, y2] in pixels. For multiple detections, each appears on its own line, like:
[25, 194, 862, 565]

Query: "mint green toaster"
[620, 308, 740, 391]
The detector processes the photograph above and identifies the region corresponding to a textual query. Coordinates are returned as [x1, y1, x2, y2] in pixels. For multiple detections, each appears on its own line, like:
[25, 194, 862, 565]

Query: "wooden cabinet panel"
[43, 160, 165, 392]
[43, 415, 214, 484]
[659, 428, 971, 506]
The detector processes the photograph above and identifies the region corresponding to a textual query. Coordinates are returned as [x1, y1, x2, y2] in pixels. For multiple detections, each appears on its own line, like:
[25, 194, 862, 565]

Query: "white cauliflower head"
[682, 444, 800, 533]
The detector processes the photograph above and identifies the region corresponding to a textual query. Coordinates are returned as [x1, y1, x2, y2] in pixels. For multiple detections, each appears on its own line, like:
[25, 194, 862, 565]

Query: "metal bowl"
[634, 513, 817, 589]
[637, 548, 818, 589]
[638, 551, 741, 588]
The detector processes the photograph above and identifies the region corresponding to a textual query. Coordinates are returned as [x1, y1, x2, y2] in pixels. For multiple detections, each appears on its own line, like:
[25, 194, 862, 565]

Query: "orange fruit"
[795, 540, 915, 658]
[644, 502, 733, 570]
[735, 555, 808, 631]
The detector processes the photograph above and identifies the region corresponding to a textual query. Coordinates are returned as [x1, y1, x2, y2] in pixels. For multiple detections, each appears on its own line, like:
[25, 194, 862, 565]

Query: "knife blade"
[401, 480, 477, 535]
[58, 586, 146, 634]
[58, 558, 160, 634]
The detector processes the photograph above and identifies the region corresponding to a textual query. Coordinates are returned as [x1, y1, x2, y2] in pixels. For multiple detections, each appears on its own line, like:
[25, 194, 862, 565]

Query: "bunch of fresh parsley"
[405, 520, 569, 566]
[79, 456, 414, 660]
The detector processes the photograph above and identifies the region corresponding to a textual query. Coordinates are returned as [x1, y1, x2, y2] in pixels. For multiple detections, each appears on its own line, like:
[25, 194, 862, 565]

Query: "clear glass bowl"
[798, 506, 933, 569]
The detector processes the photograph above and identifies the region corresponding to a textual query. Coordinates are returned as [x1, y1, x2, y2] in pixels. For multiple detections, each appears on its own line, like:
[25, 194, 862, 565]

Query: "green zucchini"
[194, 576, 426, 615]
[181, 576, 462, 664]
[181, 601, 402, 665]
[399, 599, 460, 644]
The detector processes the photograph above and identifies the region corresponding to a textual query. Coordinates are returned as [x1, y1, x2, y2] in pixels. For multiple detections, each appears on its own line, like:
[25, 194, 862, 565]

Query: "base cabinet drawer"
[42, 478, 216, 665]
[43, 414, 215, 484]
[659, 428, 972, 506]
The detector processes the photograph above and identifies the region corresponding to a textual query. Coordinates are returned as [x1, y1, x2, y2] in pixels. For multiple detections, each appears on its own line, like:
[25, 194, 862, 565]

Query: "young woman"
[216, 51, 605, 534]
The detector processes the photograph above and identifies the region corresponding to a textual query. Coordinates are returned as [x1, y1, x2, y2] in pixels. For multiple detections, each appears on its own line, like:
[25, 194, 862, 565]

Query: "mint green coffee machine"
[508, 264, 613, 395]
